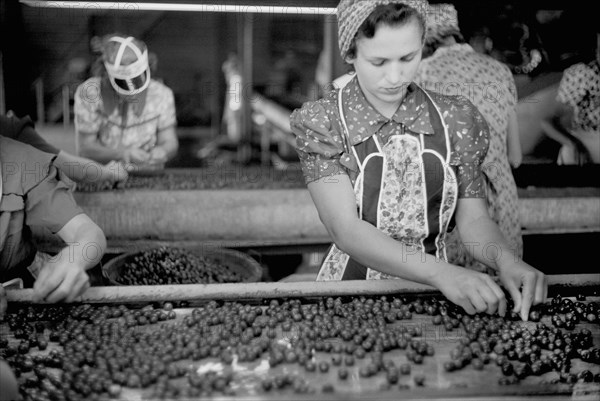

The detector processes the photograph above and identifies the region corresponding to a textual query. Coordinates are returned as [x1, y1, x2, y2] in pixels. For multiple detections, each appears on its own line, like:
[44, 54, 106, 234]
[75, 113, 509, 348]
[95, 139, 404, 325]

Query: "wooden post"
[0, 51, 5, 115]
[211, 14, 225, 140]
[62, 84, 70, 128]
[238, 13, 254, 164]
[322, 15, 336, 93]
[6, 274, 599, 305]
[34, 78, 45, 125]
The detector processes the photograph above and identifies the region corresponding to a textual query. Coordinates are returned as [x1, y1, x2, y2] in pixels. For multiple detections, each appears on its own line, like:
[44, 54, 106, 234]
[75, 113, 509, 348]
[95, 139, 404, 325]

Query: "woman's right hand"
[123, 147, 151, 164]
[101, 160, 129, 186]
[432, 265, 507, 316]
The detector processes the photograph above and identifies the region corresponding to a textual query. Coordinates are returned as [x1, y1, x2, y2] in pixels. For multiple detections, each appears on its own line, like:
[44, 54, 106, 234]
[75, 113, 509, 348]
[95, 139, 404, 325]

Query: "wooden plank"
[6, 274, 599, 305]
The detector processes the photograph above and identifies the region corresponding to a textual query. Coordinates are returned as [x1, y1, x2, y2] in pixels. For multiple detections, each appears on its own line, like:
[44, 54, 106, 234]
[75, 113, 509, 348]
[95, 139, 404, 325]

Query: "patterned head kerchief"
[425, 3, 460, 44]
[337, 0, 429, 60]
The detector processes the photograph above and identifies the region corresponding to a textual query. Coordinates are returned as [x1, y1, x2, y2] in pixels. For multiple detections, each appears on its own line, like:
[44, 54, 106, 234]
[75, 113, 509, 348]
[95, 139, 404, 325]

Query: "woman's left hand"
[498, 260, 547, 321]
[33, 256, 90, 303]
[149, 147, 168, 164]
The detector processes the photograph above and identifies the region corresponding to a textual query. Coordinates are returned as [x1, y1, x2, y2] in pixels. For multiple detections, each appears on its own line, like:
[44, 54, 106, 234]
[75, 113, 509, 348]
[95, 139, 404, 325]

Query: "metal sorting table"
[3, 274, 600, 400]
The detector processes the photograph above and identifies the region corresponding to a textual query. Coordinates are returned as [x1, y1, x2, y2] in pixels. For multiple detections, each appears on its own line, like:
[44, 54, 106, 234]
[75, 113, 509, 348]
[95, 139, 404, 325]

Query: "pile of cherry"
[75, 167, 305, 192]
[117, 247, 242, 285]
[0, 294, 598, 400]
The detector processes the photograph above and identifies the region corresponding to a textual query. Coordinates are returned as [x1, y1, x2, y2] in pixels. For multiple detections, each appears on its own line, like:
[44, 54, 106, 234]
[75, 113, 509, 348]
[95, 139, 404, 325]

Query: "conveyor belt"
[3, 275, 599, 400]
[75, 167, 305, 192]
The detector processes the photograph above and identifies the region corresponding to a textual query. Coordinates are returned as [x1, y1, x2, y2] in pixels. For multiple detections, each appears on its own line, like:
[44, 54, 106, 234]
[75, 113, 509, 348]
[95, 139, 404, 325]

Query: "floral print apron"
[317, 87, 459, 281]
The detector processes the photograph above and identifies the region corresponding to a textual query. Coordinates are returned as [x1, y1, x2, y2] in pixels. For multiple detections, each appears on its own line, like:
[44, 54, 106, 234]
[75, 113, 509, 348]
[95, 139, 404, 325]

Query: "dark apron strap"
[421, 92, 448, 255]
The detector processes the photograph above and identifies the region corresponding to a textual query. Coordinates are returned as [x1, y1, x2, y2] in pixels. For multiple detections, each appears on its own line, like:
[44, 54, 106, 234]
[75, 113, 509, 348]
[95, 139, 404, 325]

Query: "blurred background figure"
[74, 34, 178, 170]
[196, 53, 243, 163]
[468, 25, 494, 56]
[416, 3, 523, 270]
[269, 50, 302, 97]
[488, 6, 548, 78]
[222, 52, 243, 144]
[541, 32, 600, 165]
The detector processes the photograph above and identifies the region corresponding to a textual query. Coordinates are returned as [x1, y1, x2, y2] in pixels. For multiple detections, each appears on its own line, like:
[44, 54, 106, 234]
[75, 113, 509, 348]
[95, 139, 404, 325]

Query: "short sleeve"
[74, 79, 102, 136]
[0, 114, 60, 154]
[557, 64, 586, 108]
[25, 164, 84, 234]
[157, 87, 177, 131]
[290, 101, 346, 184]
[448, 97, 490, 198]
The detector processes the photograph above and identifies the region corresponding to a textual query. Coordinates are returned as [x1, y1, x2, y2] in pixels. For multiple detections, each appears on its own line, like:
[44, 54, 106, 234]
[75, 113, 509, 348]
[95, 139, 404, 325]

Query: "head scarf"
[425, 3, 461, 44]
[103, 36, 151, 96]
[337, 0, 429, 60]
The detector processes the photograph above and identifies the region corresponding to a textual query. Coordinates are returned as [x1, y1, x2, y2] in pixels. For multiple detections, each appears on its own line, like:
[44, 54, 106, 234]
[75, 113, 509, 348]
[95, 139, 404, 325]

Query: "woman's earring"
[485, 38, 493, 53]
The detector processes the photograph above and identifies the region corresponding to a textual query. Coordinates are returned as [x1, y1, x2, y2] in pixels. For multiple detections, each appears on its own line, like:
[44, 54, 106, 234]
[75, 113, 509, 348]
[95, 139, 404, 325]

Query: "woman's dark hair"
[424, 32, 465, 57]
[346, 3, 426, 60]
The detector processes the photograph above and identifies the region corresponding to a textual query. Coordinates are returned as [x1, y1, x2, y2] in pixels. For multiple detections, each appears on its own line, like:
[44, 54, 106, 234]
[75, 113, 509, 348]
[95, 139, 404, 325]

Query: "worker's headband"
[103, 36, 151, 96]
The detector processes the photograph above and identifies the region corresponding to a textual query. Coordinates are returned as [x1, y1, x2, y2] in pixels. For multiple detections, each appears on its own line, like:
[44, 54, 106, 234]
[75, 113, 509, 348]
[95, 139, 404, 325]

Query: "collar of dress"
[340, 76, 436, 147]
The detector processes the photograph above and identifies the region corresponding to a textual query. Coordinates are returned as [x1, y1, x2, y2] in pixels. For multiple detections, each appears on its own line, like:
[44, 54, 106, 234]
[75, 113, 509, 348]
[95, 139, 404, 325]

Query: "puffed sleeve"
[290, 100, 348, 184]
[0, 114, 60, 154]
[448, 96, 490, 198]
[74, 79, 102, 136]
[25, 162, 84, 234]
[499, 63, 518, 111]
[556, 64, 586, 108]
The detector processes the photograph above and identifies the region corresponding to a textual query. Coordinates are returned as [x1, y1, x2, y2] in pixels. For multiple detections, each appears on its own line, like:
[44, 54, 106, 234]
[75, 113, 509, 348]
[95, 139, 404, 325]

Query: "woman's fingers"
[489, 278, 507, 317]
[534, 272, 546, 305]
[65, 275, 90, 303]
[467, 290, 488, 314]
[504, 279, 522, 314]
[480, 277, 507, 316]
[520, 272, 537, 321]
[44, 271, 77, 304]
[456, 295, 476, 315]
[33, 268, 63, 302]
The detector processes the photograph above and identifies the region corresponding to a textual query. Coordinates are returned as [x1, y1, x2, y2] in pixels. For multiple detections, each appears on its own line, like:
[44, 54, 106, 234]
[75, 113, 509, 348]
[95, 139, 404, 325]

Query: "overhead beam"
[20, 1, 337, 15]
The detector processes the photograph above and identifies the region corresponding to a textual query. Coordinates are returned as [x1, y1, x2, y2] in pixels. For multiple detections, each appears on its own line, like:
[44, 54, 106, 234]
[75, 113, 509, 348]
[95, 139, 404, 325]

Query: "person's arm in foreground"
[454, 197, 547, 320]
[2, 112, 128, 184]
[307, 174, 508, 317]
[55, 151, 129, 185]
[33, 214, 106, 303]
